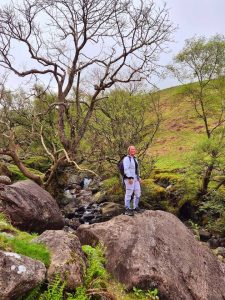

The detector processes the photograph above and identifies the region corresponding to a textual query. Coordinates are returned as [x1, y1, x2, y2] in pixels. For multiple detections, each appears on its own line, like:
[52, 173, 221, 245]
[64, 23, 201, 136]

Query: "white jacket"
[123, 155, 140, 179]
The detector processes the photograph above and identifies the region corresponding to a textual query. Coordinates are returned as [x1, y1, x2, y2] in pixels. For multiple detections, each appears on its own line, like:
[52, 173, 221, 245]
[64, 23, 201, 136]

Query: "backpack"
[117, 155, 131, 177]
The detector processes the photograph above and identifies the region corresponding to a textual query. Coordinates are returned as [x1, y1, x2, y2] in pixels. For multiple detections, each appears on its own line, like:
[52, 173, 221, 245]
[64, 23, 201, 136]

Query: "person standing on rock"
[123, 145, 142, 216]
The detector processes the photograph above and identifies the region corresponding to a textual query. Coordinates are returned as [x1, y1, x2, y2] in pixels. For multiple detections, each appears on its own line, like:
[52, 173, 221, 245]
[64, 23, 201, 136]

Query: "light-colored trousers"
[124, 178, 141, 209]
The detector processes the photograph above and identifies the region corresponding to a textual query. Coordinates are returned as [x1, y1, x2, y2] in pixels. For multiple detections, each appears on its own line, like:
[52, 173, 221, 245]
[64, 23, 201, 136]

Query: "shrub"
[198, 189, 225, 235]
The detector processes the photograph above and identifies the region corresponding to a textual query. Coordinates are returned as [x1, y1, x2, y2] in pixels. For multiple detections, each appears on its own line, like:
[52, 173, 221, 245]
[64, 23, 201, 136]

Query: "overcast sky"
[1, 0, 225, 90]
[156, 0, 225, 88]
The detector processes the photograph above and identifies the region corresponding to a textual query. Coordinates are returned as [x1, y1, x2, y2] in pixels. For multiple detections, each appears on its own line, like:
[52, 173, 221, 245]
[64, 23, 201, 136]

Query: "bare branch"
[58, 148, 100, 178]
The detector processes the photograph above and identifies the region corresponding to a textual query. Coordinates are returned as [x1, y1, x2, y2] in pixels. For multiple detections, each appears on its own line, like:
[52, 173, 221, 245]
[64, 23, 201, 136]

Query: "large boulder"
[33, 230, 86, 290]
[77, 210, 225, 300]
[0, 250, 46, 300]
[0, 180, 64, 233]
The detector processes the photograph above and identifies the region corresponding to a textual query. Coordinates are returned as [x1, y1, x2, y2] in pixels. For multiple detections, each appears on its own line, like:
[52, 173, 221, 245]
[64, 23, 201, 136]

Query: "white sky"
[1, 0, 225, 90]
[156, 0, 225, 88]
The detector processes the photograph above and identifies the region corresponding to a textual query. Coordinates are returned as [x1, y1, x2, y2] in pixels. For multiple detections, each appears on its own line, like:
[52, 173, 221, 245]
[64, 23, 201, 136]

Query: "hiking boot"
[133, 207, 144, 214]
[124, 208, 134, 216]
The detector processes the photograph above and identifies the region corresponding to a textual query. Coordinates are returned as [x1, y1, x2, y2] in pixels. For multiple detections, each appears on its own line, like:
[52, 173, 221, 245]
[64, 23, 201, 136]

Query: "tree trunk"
[0, 149, 43, 186]
[200, 163, 214, 196]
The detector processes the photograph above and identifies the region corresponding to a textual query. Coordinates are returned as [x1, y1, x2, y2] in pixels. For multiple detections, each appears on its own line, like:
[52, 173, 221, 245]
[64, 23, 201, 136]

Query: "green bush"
[198, 189, 225, 235]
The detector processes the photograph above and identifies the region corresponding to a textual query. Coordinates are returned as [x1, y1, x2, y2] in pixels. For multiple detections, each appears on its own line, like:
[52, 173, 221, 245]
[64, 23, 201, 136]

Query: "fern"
[67, 286, 89, 300]
[39, 275, 65, 300]
[133, 286, 160, 300]
[37, 245, 114, 300]
[18, 285, 42, 300]
[82, 244, 108, 288]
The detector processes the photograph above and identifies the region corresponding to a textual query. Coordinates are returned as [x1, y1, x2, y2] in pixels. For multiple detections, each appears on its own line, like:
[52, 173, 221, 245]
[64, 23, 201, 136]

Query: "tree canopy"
[0, 0, 173, 184]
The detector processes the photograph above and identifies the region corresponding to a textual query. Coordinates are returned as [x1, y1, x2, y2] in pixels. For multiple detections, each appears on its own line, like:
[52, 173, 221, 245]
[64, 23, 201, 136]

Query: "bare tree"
[0, 78, 43, 185]
[0, 0, 173, 184]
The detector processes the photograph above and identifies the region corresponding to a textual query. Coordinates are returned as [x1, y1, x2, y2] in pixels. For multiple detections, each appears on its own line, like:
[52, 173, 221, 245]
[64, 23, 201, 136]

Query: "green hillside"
[150, 84, 221, 171]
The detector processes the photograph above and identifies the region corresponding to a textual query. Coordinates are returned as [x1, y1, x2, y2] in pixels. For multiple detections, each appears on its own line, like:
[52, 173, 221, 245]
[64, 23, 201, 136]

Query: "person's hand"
[128, 179, 134, 185]
[139, 178, 142, 184]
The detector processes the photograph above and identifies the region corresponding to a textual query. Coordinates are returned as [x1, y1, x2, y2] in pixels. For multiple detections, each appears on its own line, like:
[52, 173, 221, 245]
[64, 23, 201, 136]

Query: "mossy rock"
[153, 168, 184, 174]
[153, 172, 183, 187]
[101, 176, 124, 203]
[141, 179, 166, 209]
[7, 164, 44, 182]
[142, 179, 166, 198]
[23, 156, 51, 172]
[141, 179, 184, 214]
[7, 164, 27, 181]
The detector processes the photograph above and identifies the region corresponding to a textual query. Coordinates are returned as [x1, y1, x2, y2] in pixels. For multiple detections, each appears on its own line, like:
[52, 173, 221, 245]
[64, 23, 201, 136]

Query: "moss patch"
[153, 172, 183, 187]
[23, 156, 50, 173]
[7, 163, 44, 182]
[101, 176, 124, 203]
[141, 179, 166, 209]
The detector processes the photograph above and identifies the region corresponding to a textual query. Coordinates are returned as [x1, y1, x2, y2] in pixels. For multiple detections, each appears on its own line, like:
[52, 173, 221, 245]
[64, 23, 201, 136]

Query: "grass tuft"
[0, 213, 50, 266]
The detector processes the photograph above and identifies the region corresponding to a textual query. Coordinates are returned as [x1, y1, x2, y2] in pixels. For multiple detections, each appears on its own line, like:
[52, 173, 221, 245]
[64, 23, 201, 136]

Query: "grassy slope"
[0, 213, 50, 266]
[149, 85, 208, 170]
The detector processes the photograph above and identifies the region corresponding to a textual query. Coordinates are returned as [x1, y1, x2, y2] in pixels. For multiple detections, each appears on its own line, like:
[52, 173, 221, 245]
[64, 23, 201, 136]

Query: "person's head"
[128, 145, 136, 156]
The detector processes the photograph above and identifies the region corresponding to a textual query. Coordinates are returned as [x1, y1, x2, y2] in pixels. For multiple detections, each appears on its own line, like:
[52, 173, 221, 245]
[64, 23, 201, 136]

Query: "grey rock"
[199, 229, 212, 242]
[0, 250, 46, 300]
[0, 180, 64, 233]
[99, 202, 124, 218]
[0, 176, 11, 185]
[77, 210, 225, 300]
[216, 247, 225, 258]
[33, 230, 86, 290]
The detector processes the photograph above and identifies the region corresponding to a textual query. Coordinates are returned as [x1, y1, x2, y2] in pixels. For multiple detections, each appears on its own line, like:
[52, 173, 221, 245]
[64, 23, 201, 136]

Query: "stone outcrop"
[99, 202, 124, 218]
[33, 230, 86, 290]
[0, 176, 11, 185]
[0, 250, 46, 300]
[0, 180, 64, 233]
[77, 210, 225, 300]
